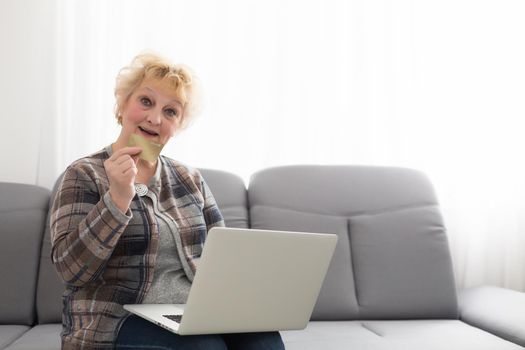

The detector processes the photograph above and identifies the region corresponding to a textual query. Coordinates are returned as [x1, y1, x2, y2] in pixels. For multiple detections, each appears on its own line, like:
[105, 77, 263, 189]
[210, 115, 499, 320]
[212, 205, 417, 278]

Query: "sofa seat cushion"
[281, 320, 524, 350]
[3, 324, 61, 350]
[0, 326, 30, 349]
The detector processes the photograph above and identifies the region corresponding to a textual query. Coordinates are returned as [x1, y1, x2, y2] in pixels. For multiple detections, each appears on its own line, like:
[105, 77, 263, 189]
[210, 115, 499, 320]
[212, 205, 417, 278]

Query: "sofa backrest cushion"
[199, 168, 249, 229]
[248, 165, 459, 320]
[0, 182, 50, 325]
[36, 168, 248, 324]
[36, 174, 65, 324]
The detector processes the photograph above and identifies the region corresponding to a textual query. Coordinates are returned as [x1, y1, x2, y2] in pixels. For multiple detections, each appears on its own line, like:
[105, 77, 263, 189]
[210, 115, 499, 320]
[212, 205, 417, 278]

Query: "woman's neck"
[136, 160, 157, 184]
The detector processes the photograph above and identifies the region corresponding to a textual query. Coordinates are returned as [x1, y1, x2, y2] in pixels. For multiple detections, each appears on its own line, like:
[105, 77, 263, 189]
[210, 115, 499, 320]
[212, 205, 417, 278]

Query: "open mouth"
[138, 126, 159, 137]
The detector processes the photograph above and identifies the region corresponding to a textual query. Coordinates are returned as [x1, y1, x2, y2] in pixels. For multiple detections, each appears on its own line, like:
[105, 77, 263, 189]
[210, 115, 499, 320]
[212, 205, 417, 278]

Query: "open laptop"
[124, 227, 337, 335]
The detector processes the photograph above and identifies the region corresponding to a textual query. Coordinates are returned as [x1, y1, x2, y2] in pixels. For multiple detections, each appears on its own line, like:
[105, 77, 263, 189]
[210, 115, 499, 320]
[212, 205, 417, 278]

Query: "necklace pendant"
[134, 183, 148, 197]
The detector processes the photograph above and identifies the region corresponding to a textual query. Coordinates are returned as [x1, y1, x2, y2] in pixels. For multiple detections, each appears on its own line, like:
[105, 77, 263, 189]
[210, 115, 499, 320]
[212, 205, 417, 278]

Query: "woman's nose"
[146, 109, 162, 125]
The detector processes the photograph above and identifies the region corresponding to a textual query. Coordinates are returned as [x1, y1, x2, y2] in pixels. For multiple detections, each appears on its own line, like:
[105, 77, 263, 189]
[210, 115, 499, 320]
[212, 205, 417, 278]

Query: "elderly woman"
[50, 53, 285, 350]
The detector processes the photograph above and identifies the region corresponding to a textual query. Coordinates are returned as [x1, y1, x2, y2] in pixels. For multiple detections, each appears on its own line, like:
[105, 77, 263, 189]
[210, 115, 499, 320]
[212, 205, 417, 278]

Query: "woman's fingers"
[110, 147, 142, 165]
[111, 146, 142, 160]
[120, 160, 138, 176]
[105, 157, 138, 181]
[107, 147, 141, 173]
[103, 147, 142, 212]
[114, 157, 136, 171]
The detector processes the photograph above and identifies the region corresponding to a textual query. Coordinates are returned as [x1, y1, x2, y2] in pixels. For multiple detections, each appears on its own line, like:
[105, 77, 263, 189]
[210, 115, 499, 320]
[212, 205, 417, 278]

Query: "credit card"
[127, 133, 164, 163]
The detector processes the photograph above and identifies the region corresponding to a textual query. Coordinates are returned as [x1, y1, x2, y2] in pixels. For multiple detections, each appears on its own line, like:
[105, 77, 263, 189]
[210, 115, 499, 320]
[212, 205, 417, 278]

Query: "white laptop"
[124, 227, 337, 335]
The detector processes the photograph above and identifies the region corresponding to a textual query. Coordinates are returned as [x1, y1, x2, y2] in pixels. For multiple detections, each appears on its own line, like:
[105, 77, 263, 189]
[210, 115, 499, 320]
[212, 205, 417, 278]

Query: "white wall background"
[1, 0, 524, 292]
[0, 0, 57, 185]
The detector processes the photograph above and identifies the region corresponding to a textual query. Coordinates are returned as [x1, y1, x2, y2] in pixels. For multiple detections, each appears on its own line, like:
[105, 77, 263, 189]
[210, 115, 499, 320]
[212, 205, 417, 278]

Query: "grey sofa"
[1, 165, 524, 349]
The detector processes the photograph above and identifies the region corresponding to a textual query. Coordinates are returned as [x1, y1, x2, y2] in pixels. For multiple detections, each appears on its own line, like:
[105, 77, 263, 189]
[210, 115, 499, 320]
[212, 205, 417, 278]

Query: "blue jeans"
[115, 315, 286, 350]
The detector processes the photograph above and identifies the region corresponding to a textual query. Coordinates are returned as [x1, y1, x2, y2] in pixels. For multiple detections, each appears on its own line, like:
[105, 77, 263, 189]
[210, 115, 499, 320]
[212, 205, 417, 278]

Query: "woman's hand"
[104, 147, 142, 213]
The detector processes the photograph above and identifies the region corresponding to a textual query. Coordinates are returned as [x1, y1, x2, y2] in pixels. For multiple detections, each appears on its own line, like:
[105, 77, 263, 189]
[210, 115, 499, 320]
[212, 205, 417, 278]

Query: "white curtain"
[43, 0, 525, 291]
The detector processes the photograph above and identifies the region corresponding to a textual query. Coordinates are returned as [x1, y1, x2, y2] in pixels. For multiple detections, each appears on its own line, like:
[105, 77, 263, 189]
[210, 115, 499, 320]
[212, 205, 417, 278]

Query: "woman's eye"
[140, 97, 152, 107]
[165, 108, 178, 118]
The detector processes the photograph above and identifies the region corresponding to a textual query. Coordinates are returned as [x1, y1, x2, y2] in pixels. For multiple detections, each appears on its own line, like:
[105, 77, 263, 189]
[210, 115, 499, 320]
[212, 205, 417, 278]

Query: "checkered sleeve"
[200, 177, 225, 230]
[50, 164, 132, 287]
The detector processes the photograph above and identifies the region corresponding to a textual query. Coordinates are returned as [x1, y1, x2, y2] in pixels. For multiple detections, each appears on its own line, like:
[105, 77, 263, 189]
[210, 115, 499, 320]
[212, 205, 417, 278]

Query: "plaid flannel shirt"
[50, 147, 224, 349]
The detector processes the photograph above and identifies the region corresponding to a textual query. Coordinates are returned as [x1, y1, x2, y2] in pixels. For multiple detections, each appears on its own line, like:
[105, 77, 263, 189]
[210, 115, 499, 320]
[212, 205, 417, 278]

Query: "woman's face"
[120, 79, 184, 146]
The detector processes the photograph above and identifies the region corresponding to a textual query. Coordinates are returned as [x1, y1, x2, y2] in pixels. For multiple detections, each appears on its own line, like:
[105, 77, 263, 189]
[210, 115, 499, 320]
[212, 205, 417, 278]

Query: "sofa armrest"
[459, 285, 525, 347]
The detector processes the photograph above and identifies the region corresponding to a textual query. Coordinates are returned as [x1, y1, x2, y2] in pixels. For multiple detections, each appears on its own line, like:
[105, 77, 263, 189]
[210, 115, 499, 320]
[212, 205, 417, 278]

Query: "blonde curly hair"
[114, 52, 201, 130]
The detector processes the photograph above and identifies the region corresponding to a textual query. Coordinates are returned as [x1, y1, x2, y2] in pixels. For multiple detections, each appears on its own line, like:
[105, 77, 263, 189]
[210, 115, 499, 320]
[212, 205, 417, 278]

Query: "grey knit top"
[142, 205, 192, 304]
[137, 156, 192, 304]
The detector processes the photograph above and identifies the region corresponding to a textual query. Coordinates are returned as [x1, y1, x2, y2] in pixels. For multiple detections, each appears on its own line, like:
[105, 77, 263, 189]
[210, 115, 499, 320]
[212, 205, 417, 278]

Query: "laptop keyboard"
[163, 314, 183, 323]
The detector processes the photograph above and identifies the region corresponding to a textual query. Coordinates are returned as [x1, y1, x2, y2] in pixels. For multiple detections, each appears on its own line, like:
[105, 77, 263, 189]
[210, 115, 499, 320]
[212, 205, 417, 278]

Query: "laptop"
[124, 227, 337, 335]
